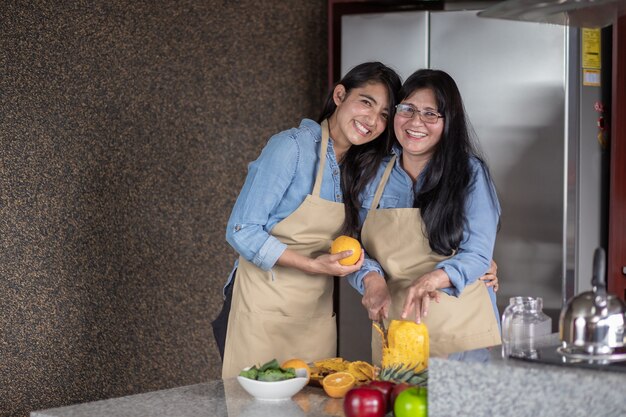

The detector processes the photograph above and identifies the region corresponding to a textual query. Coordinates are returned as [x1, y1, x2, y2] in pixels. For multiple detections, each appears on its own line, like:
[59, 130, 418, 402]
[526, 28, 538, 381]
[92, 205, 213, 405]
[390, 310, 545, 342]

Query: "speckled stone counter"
[429, 336, 626, 417]
[30, 380, 341, 417]
[32, 337, 626, 417]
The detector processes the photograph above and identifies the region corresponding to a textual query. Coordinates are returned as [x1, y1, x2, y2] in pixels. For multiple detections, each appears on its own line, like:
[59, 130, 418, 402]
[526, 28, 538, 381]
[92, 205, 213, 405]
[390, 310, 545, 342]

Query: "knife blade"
[374, 316, 388, 349]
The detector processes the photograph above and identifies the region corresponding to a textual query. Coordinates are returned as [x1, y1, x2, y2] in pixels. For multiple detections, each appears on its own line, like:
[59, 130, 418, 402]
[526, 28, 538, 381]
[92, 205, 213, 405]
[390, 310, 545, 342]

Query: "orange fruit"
[281, 358, 311, 383]
[330, 235, 361, 266]
[322, 371, 356, 398]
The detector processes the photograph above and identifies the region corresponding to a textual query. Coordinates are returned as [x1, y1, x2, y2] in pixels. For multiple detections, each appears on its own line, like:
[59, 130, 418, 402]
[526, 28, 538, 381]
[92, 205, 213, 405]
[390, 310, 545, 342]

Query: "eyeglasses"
[395, 103, 444, 124]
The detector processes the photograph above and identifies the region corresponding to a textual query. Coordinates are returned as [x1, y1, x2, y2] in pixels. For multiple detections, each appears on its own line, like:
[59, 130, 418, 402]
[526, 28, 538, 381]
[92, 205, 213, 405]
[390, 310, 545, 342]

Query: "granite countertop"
[32, 335, 626, 417]
[30, 379, 341, 417]
[429, 334, 626, 417]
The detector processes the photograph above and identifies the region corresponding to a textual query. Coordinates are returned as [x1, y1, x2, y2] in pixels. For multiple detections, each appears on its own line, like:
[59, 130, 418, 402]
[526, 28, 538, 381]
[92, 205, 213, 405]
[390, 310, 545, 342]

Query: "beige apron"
[362, 155, 501, 365]
[222, 120, 344, 378]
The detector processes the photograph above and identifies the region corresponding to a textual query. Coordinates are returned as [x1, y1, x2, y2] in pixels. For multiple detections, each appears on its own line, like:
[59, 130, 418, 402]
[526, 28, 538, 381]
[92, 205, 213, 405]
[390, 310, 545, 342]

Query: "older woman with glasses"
[350, 68, 501, 364]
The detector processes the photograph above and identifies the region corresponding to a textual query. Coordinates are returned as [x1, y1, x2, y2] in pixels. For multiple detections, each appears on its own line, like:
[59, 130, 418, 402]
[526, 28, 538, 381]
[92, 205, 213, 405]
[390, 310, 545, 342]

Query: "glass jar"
[501, 296, 552, 359]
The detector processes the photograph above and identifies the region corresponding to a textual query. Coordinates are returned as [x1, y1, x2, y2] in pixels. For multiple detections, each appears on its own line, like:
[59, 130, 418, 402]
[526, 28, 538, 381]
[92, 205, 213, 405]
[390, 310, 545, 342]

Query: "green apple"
[393, 386, 427, 417]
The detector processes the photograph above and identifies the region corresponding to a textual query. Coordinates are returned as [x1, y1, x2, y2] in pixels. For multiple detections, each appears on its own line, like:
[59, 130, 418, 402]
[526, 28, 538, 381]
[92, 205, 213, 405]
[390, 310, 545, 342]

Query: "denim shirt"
[224, 119, 343, 290]
[349, 145, 501, 306]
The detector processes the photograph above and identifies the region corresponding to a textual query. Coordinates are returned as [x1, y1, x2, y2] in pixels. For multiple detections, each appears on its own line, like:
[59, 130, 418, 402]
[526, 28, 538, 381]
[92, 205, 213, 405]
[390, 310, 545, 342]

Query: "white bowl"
[237, 368, 308, 401]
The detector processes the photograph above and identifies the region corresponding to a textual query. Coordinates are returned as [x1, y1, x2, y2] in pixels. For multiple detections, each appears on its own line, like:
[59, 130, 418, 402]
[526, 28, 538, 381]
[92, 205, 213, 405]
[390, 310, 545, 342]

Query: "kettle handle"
[592, 247, 607, 299]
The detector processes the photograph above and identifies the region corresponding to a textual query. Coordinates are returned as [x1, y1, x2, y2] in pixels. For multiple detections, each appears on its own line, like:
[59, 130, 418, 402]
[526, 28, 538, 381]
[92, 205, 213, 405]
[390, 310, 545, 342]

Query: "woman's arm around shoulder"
[435, 157, 500, 294]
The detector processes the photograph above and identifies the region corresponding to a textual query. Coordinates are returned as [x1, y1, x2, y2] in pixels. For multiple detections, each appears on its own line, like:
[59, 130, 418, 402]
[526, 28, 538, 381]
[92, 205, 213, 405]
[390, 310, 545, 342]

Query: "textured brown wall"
[0, 1, 327, 416]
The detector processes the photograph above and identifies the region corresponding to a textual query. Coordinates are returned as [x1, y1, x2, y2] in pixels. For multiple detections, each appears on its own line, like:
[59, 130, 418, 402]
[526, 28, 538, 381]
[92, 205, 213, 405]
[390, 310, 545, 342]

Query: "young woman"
[350, 69, 501, 363]
[213, 62, 402, 378]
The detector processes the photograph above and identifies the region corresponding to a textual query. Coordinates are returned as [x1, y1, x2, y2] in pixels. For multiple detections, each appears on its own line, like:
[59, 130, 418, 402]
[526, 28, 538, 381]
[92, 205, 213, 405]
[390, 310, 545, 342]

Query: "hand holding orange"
[330, 235, 362, 266]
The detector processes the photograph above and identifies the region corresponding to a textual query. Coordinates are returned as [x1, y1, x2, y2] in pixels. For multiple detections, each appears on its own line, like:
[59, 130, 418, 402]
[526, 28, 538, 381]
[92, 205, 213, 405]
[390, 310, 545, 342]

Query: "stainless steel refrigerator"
[338, 7, 606, 361]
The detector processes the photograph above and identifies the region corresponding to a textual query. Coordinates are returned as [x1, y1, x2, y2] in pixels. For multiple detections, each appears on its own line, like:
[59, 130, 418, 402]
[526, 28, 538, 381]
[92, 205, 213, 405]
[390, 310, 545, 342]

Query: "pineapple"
[377, 320, 429, 387]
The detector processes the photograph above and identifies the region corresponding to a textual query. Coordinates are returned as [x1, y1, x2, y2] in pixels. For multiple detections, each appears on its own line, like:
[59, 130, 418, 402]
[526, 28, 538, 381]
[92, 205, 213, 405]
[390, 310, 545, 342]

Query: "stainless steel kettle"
[559, 247, 626, 355]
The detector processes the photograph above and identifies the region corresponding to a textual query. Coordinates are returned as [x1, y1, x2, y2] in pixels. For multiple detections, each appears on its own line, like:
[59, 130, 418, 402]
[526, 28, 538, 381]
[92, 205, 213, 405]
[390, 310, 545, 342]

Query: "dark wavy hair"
[318, 62, 401, 237]
[396, 69, 495, 255]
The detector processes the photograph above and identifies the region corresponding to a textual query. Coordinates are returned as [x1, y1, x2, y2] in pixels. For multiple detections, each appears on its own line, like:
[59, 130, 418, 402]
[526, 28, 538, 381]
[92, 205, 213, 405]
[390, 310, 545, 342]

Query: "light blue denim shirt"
[348, 145, 501, 320]
[224, 119, 343, 289]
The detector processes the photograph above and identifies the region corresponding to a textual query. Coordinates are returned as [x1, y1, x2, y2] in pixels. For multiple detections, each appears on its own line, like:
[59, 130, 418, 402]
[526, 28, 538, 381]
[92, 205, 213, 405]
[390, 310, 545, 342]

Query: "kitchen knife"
[374, 316, 388, 348]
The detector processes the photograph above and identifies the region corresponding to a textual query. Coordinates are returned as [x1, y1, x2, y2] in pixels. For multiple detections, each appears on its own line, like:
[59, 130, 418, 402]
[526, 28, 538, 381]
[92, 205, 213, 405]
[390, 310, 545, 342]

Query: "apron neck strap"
[370, 154, 397, 209]
[313, 119, 330, 197]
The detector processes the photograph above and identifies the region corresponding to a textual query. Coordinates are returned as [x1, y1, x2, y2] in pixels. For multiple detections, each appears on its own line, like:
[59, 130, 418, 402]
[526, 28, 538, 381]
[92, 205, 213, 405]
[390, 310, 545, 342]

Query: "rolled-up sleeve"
[347, 253, 385, 295]
[437, 161, 500, 296]
[225, 134, 298, 270]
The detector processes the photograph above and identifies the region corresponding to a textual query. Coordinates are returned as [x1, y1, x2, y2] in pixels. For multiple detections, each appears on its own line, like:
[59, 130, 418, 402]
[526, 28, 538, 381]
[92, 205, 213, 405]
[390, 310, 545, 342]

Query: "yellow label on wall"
[582, 28, 601, 69]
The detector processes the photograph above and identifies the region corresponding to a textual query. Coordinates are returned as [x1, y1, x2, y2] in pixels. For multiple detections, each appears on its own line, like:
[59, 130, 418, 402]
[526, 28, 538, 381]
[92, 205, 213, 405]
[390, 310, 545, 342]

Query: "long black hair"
[318, 62, 401, 237]
[397, 69, 495, 255]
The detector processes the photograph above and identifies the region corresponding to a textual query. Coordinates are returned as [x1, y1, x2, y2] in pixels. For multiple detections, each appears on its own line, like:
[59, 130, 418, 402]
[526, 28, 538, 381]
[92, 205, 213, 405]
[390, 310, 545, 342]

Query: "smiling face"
[328, 81, 390, 160]
[394, 87, 444, 176]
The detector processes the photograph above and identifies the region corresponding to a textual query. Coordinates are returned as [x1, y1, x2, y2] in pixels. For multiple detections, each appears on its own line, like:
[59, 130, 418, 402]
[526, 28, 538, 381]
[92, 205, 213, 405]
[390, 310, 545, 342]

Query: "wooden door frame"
[608, 15, 626, 301]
